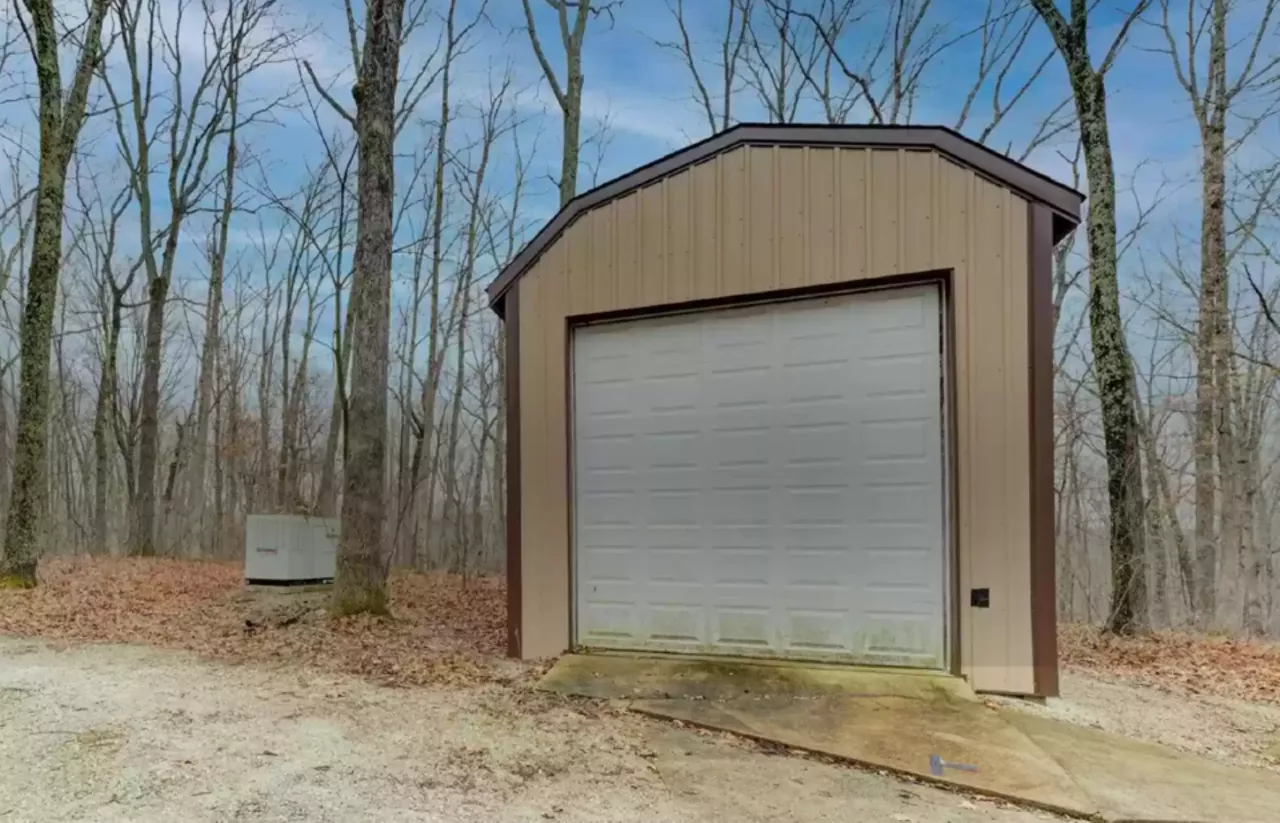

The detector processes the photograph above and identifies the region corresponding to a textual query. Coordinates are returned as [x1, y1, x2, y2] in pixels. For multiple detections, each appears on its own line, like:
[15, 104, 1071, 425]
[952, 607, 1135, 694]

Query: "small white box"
[244, 515, 340, 583]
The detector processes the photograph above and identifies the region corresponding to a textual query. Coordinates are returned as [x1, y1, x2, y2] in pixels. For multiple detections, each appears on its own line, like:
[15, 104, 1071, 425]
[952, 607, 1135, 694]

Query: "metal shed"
[488, 124, 1082, 697]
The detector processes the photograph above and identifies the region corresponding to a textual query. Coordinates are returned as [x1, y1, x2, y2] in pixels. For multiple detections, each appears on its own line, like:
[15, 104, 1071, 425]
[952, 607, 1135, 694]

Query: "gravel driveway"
[0, 638, 1059, 822]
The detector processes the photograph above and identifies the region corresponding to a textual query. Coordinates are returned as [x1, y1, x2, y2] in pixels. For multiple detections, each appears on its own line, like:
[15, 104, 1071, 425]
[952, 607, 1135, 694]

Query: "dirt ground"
[0, 638, 1064, 823]
[3, 559, 1279, 820]
[990, 671, 1280, 772]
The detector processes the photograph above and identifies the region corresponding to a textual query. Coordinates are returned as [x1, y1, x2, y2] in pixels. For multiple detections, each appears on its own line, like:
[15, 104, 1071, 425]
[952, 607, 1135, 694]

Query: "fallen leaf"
[0, 557, 510, 690]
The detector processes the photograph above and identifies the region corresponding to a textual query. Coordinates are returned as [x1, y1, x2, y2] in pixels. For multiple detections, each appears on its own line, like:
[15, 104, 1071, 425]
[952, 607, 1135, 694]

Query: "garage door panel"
[643, 524, 702, 551]
[786, 610, 849, 651]
[706, 487, 772, 525]
[862, 290, 931, 329]
[638, 374, 700, 413]
[576, 435, 638, 473]
[578, 487, 638, 522]
[580, 545, 634, 579]
[713, 608, 773, 647]
[646, 605, 703, 644]
[579, 602, 637, 640]
[711, 547, 772, 585]
[861, 614, 938, 661]
[642, 435, 703, 474]
[862, 484, 937, 525]
[644, 491, 701, 527]
[574, 286, 946, 667]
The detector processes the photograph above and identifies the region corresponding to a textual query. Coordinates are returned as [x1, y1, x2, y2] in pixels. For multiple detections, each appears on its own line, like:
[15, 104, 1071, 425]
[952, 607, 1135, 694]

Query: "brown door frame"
[560, 269, 961, 673]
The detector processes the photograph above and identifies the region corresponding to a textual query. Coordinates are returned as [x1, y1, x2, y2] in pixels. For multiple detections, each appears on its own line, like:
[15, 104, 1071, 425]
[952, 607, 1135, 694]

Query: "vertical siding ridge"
[742, 147, 747, 289]
[897, 149, 907, 273]
[610, 196, 618, 306]
[715, 154, 723, 295]
[931, 153, 942, 270]
[1001, 187, 1016, 687]
[833, 148, 843, 281]
[863, 150, 873, 277]
[802, 147, 811, 286]
[661, 176, 670, 302]
[773, 145, 782, 289]
[688, 163, 695, 298]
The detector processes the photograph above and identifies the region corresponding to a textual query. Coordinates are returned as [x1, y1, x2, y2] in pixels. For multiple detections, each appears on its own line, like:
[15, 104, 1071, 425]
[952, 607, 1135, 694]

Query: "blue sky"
[1, 0, 1277, 394]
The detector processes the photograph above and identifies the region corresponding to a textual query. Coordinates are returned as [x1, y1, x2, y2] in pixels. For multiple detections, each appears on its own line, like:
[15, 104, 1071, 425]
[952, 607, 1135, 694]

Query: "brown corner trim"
[505, 282, 523, 658]
[487, 123, 1085, 311]
[1027, 203, 1059, 698]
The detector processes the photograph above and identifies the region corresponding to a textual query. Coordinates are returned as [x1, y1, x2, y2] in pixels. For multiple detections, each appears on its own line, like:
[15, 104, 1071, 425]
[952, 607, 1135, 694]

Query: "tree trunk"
[187, 132, 236, 554]
[1, 0, 110, 586]
[1241, 449, 1264, 635]
[257, 298, 276, 511]
[1030, 0, 1147, 633]
[93, 287, 125, 555]
[213, 375, 226, 558]
[0, 366, 10, 545]
[1194, 0, 1230, 627]
[333, 0, 407, 616]
[560, 76, 581, 205]
[1140, 419, 1170, 628]
[317, 289, 356, 516]
[131, 227, 182, 557]
[1080, 75, 1148, 634]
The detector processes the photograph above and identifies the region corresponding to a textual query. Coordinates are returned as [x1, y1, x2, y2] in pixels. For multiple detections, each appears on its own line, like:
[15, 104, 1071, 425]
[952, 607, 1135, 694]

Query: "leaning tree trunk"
[1079, 74, 1148, 635]
[333, 0, 407, 616]
[1030, 0, 1148, 634]
[1, 0, 110, 586]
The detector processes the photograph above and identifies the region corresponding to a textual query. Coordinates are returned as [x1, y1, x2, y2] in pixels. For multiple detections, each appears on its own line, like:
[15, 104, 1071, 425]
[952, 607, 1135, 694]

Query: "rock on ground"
[0, 638, 1061, 822]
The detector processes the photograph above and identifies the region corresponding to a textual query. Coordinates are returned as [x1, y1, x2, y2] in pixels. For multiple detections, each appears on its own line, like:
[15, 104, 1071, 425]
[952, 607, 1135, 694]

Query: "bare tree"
[1030, 0, 1152, 633]
[69, 163, 136, 555]
[331, 0, 410, 615]
[520, 0, 618, 205]
[1, 0, 110, 587]
[104, 0, 232, 555]
[184, 0, 296, 555]
[656, 0, 752, 134]
[1154, 0, 1280, 627]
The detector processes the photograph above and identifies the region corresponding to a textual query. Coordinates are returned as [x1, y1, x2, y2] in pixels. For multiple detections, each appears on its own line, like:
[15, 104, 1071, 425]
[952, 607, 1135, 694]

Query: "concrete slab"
[539, 652, 975, 702]
[1007, 712, 1280, 823]
[631, 694, 1097, 818]
[544, 654, 1280, 822]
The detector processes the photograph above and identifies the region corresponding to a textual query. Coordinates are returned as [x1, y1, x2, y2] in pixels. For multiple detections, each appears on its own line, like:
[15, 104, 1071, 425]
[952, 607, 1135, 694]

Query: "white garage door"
[572, 285, 947, 669]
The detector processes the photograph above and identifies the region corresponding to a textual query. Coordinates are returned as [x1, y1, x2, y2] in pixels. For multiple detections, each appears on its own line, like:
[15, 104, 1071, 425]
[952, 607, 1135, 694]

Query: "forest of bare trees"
[0, 0, 1278, 635]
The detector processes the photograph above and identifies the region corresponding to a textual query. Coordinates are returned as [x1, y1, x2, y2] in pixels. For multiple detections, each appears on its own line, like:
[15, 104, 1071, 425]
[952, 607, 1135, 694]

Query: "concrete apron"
[540, 654, 1280, 823]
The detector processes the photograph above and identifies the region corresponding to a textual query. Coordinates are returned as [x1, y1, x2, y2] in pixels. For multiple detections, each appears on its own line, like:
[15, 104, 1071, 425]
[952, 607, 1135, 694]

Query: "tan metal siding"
[516, 145, 1036, 694]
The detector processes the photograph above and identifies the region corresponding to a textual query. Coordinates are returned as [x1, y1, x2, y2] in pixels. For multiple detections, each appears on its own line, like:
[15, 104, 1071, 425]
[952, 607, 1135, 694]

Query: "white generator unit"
[244, 515, 340, 584]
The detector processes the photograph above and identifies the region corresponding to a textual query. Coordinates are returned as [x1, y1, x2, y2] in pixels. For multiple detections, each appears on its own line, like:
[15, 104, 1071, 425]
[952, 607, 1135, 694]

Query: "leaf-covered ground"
[1060, 623, 1280, 706]
[0, 556, 509, 688]
[4, 558, 1279, 707]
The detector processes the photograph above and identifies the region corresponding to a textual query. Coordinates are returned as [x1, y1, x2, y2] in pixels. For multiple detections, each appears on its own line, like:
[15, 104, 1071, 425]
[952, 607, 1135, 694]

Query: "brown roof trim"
[1027, 202, 1059, 698]
[488, 123, 1085, 312]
